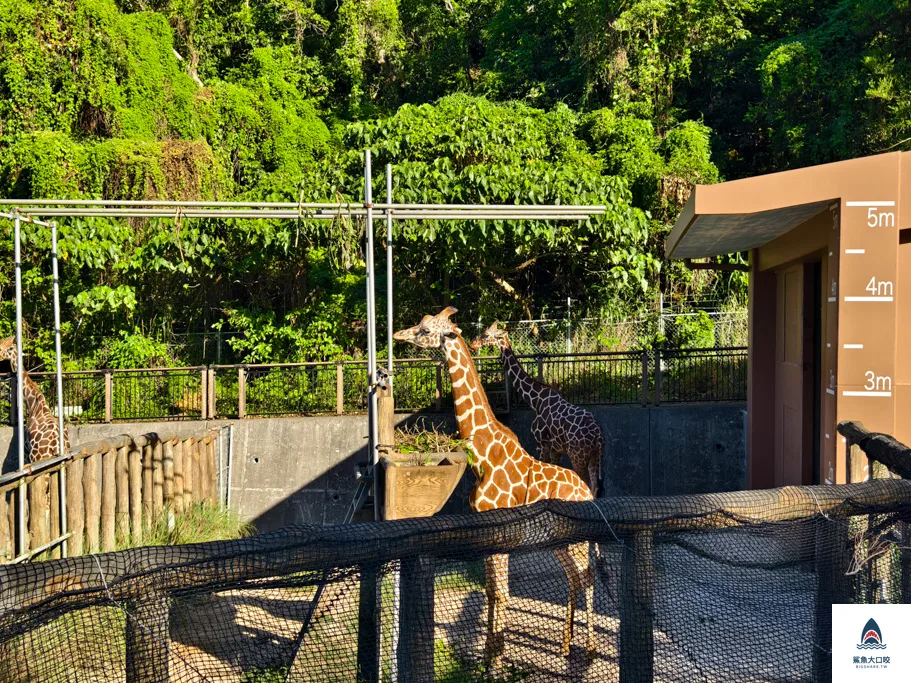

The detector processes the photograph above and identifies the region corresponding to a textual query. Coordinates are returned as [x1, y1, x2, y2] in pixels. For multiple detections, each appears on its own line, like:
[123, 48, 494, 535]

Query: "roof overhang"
[665, 151, 910, 260]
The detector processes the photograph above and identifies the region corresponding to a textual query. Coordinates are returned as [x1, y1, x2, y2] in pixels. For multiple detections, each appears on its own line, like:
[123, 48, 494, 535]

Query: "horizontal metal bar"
[3, 198, 605, 212]
[0, 211, 56, 228]
[9, 533, 72, 564]
[0, 452, 71, 487]
[20, 209, 600, 222]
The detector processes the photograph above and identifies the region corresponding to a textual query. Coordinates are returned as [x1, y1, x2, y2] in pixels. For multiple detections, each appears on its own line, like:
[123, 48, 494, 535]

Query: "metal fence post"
[640, 352, 649, 407]
[208, 367, 216, 419]
[537, 355, 544, 382]
[237, 367, 246, 419]
[620, 530, 654, 683]
[357, 564, 379, 682]
[654, 350, 662, 406]
[104, 371, 113, 423]
[813, 517, 852, 681]
[398, 555, 435, 681]
[126, 594, 171, 683]
[435, 362, 443, 412]
[200, 367, 208, 420]
[337, 363, 344, 415]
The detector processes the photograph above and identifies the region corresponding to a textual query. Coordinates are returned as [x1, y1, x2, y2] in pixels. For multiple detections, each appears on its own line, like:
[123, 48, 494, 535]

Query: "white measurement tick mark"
[844, 249, 865, 254]
[843, 391, 892, 397]
[844, 296, 893, 302]
[846, 201, 895, 207]
[843, 344, 864, 349]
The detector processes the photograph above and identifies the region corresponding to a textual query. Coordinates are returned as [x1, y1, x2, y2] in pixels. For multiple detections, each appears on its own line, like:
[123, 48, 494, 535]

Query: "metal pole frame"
[2, 156, 607, 565]
[13, 212, 26, 557]
[364, 151, 379, 475]
[51, 222, 68, 556]
[386, 165, 394, 395]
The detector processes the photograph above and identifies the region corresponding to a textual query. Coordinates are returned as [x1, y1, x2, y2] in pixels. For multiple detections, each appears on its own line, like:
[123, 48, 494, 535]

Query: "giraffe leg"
[587, 449, 602, 498]
[573, 542, 596, 659]
[554, 547, 581, 658]
[484, 554, 509, 667]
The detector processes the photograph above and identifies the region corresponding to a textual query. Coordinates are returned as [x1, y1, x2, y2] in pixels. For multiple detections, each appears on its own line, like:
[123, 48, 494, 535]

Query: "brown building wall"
[747, 254, 776, 489]
[896, 229, 911, 446]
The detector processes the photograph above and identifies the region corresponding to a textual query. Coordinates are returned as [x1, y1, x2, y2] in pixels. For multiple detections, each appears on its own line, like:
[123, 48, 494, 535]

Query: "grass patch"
[144, 502, 254, 546]
[435, 560, 486, 592]
[435, 640, 529, 682]
[241, 666, 290, 683]
[113, 501, 254, 551]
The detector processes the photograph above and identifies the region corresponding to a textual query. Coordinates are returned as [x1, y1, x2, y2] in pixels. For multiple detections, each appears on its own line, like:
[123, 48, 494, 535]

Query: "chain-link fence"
[167, 310, 748, 365]
[465, 310, 748, 355]
[0, 473, 908, 681]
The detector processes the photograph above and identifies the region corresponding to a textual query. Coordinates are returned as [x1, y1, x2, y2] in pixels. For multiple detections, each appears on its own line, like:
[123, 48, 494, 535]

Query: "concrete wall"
[0, 404, 746, 532]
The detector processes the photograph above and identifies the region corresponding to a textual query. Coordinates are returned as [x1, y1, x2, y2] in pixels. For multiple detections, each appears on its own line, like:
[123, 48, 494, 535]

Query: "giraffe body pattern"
[394, 308, 595, 665]
[472, 322, 604, 496]
[1, 337, 69, 461]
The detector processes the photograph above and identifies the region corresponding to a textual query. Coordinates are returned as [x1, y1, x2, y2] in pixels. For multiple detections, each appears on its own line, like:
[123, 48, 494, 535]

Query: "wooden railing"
[0, 430, 220, 563]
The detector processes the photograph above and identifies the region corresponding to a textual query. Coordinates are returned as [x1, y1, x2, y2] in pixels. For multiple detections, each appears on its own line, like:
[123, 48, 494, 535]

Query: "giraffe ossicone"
[471, 321, 605, 496]
[394, 308, 595, 664]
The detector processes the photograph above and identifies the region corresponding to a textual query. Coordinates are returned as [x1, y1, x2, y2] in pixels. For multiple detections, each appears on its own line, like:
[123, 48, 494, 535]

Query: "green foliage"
[102, 331, 174, 369]
[3, 0, 904, 367]
[673, 310, 716, 349]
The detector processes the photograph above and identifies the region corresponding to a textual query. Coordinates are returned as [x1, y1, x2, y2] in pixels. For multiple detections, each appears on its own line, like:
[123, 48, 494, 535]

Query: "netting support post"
[397, 555, 435, 681]
[620, 530, 654, 683]
[813, 517, 851, 681]
[901, 522, 911, 605]
[357, 564, 380, 683]
[654, 351, 662, 406]
[640, 353, 649, 407]
[126, 594, 171, 683]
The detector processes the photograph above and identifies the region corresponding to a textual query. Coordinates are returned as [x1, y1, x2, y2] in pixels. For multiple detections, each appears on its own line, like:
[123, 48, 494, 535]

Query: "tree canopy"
[1, 0, 908, 366]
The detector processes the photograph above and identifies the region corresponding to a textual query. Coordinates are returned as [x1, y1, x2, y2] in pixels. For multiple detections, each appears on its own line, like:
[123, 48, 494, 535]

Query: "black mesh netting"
[1, 480, 909, 682]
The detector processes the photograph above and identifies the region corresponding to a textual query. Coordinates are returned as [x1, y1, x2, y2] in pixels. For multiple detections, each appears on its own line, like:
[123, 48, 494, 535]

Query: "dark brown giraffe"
[0, 337, 69, 461]
[472, 322, 604, 496]
[394, 307, 595, 664]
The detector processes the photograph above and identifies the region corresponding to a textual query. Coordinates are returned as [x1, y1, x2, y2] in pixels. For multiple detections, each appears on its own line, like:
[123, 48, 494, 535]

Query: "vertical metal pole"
[13, 212, 26, 557]
[386, 164, 394, 396]
[363, 152, 383, 683]
[566, 296, 572, 354]
[387, 162, 399, 683]
[51, 222, 68, 556]
[365, 150, 379, 473]
[225, 424, 233, 510]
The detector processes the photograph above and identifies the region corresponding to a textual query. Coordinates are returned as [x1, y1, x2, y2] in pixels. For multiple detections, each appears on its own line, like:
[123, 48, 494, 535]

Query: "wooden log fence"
[0, 430, 220, 564]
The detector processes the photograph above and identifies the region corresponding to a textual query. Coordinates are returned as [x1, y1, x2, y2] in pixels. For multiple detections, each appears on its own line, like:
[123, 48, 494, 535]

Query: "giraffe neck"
[498, 340, 548, 409]
[22, 373, 52, 423]
[442, 335, 501, 474]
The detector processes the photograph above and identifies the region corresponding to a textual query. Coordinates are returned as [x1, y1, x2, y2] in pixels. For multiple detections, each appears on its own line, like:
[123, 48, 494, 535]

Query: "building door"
[775, 264, 813, 485]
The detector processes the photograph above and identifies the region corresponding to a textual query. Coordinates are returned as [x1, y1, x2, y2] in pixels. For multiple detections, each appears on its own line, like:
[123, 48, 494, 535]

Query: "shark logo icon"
[857, 618, 887, 650]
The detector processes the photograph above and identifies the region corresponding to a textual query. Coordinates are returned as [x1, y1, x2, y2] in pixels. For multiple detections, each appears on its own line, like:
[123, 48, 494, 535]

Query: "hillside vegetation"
[0, 0, 907, 367]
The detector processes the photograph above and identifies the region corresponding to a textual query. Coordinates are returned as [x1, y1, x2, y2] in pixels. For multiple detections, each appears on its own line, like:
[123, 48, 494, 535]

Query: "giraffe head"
[0, 337, 17, 373]
[470, 321, 510, 351]
[393, 307, 462, 350]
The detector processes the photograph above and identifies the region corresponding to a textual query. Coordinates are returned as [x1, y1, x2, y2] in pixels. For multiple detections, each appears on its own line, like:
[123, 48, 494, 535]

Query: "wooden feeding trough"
[380, 452, 467, 521]
[376, 392, 467, 521]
